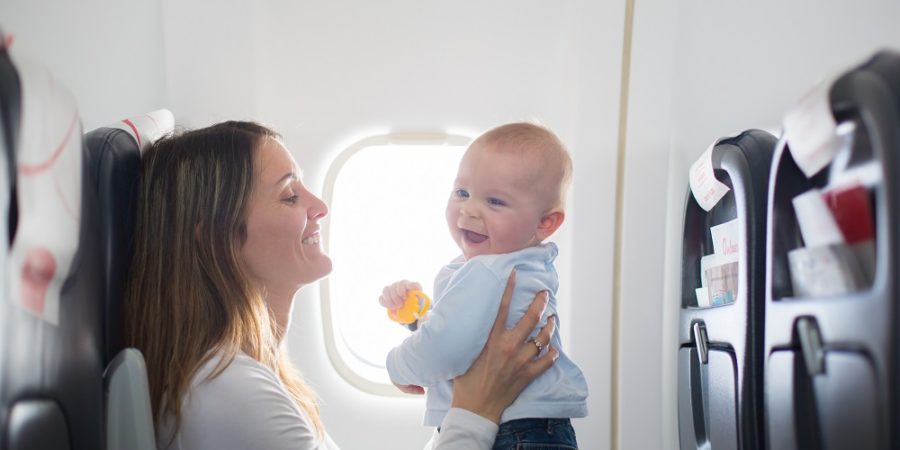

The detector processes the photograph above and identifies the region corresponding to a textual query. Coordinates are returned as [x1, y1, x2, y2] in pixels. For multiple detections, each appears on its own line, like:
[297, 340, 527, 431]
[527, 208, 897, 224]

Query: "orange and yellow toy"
[388, 290, 431, 330]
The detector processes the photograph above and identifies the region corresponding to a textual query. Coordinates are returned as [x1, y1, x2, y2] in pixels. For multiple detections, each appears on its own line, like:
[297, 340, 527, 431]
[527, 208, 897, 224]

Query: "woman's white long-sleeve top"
[156, 352, 498, 450]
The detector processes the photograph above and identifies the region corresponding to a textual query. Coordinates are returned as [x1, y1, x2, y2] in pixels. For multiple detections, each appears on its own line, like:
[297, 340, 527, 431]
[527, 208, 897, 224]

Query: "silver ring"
[530, 338, 544, 352]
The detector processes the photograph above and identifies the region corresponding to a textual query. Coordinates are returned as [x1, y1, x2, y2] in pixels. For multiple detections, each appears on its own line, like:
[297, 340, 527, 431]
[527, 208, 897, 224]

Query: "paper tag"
[689, 141, 730, 211]
[783, 78, 842, 177]
[788, 245, 861, 298]
[827, 122, 883, 190]
[793, 188, 844, 247]
[699, 251, 739, 306]
[710, 219, 740, 257]
[707, 262, 739, 306]
[695, 287, 710, 307]
[822, 183, 874, 245]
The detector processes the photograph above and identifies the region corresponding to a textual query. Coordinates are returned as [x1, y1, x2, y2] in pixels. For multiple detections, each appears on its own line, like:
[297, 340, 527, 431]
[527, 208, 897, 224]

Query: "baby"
[380, 122, 588, 449]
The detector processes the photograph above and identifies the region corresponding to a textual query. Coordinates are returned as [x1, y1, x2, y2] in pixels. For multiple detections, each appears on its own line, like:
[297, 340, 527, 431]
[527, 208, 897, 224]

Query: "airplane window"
[322, 134, 469, 393]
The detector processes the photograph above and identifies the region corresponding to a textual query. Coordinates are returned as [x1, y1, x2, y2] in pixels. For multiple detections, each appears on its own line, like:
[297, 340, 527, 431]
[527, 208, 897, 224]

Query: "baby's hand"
[379, 280, 423, 310]
[393, 382, 425, 395]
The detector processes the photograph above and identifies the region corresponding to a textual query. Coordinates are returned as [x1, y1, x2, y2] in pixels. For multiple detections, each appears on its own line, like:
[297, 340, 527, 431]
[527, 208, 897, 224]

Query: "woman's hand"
[450, 269, 558, 424]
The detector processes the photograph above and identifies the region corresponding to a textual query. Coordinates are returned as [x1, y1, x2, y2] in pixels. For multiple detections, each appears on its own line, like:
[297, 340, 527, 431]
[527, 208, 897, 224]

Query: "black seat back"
[83, 110, 173, 365]
[84, 127, 142, 364]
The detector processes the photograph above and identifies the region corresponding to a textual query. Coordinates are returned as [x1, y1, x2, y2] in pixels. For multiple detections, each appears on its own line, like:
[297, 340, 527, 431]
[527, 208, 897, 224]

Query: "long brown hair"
[125, 121, 323, 438]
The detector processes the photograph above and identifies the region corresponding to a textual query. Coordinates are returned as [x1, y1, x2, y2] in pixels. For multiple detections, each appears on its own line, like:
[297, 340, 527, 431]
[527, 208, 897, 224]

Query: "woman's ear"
[535, 209, 565, 241]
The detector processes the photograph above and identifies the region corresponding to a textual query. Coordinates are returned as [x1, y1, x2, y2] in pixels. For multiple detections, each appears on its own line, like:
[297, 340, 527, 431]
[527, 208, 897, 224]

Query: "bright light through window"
[322, 134, 468, 392]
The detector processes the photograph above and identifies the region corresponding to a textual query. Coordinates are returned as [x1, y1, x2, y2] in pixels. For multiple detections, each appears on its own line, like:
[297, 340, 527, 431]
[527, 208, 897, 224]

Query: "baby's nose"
[460, 205, 479, 218]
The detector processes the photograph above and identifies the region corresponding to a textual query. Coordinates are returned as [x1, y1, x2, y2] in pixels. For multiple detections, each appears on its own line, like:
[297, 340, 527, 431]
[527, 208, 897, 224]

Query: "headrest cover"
[7, 54, 81, 325]
[109, 109, 174, 152]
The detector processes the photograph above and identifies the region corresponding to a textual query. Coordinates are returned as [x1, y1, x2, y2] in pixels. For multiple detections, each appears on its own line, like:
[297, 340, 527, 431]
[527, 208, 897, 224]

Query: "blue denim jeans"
[491, 418, 578, 450]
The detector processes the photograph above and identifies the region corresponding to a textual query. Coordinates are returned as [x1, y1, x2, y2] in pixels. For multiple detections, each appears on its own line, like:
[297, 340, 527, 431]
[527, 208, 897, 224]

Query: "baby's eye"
[487, 197, 506, 206]
[454, 189, 469, 199]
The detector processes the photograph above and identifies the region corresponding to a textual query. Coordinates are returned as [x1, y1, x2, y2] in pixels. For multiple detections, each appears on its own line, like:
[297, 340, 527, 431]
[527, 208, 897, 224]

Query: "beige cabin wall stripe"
[611, 0, 635, 448]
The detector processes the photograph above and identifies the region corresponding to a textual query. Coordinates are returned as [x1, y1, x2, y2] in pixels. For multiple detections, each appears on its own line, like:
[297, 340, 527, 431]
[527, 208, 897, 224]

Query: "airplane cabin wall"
[0, 0, 167, 131]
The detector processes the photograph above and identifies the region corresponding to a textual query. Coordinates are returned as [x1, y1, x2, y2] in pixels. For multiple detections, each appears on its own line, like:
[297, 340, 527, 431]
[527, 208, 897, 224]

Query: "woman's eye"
[487, 197, 506, 206]
[284, 195, 299, 204]
[454, 189, 469, 199]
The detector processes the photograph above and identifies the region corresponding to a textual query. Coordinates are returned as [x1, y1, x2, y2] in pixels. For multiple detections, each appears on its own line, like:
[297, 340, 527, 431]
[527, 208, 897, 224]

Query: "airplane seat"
[83, 109, 173, 450]
[83, 109, 173, 366]
[0, 27, 19, 351]
[0, 27, 21, 447]
[0, 29, 19, 239]
[0, 47, 104, 449]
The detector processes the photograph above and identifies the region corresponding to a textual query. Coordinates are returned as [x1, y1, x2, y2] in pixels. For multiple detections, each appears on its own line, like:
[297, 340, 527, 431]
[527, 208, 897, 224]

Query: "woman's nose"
[309, 194, 328, 220]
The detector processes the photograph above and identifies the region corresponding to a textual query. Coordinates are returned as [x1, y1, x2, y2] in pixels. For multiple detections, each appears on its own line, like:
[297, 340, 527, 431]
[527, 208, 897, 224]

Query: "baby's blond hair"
[470, 122, 573, 210]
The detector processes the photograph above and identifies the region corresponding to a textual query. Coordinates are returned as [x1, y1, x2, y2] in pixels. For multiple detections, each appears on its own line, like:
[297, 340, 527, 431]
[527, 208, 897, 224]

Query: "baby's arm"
[386, 262, 505, 387]
[380, 279, 429, 393]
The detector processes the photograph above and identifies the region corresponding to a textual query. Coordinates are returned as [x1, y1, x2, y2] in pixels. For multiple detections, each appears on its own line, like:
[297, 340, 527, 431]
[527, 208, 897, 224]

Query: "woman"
[125, 121, 558, 449]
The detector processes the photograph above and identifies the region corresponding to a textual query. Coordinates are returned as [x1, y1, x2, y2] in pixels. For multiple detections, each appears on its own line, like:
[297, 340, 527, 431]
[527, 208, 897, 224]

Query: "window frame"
[320, 133, 472, 395]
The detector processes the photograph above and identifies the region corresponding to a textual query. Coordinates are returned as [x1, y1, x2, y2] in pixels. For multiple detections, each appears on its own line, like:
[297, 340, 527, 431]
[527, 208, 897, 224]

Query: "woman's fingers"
[529, 345, 559, 378]
[511, 290, 549, 343]
[449, 274, 559, 424]
[489, 269, 517, 337]
[532, 315, 556, 353]
[526, 314, 557, 366]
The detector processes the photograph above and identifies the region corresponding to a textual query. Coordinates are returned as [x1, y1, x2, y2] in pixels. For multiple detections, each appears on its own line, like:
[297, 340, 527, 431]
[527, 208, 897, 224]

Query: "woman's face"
[241, 137, 332, 295]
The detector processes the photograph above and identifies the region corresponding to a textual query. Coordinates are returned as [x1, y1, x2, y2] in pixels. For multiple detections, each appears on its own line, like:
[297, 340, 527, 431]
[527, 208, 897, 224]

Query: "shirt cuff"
[436, 408, 498, 450]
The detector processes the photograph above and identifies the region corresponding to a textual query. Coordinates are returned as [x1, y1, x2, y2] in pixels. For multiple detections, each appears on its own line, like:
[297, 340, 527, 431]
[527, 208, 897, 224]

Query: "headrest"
[105, 109, 174, 152]
[83, 108, 173, 364]
[7, 53, 81, 325]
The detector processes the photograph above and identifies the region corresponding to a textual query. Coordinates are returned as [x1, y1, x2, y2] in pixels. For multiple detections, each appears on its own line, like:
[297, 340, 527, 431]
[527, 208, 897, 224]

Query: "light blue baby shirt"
[386, 242, 589, 427]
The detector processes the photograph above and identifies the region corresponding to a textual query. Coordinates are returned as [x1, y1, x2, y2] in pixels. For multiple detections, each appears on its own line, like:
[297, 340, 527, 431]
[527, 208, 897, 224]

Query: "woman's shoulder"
[179, 352, 287, 408]
[186, 351, 301, 419]
[160, 352, 332, 450]
[196, 352, 281, 388]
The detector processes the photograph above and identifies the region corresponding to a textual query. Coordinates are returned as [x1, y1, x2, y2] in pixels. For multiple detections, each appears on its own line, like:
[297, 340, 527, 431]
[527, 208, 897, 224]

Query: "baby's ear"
[535, 209, 565, 241]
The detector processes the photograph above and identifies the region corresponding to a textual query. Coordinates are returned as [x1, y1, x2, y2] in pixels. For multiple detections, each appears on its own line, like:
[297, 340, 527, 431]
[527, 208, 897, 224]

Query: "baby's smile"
[462, 229, 488, 244]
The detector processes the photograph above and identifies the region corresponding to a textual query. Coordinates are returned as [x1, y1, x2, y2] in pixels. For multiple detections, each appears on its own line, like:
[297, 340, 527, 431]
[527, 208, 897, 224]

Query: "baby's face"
[445, 145, 554, 259]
